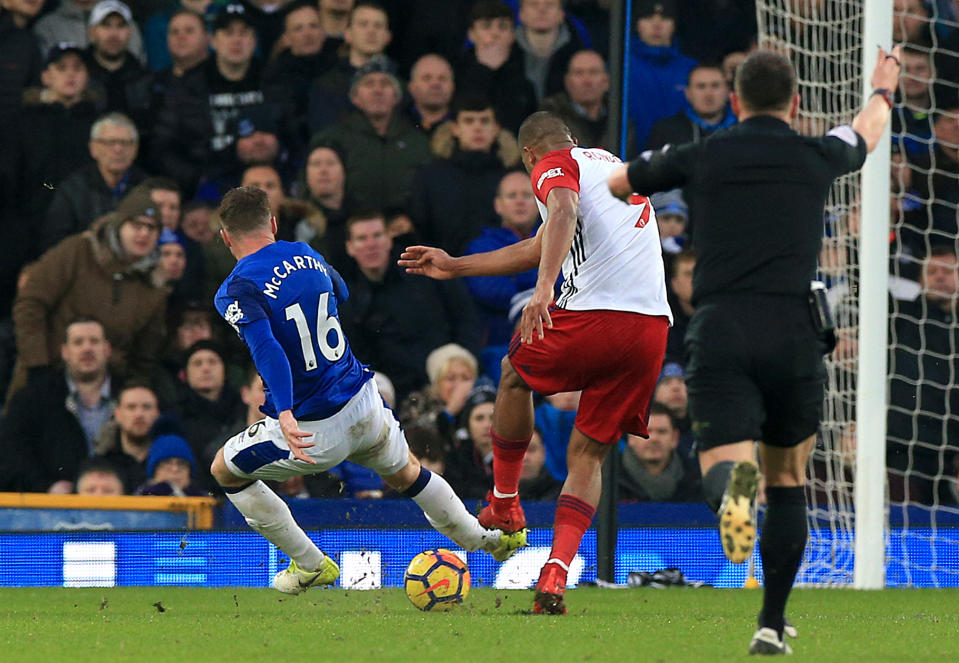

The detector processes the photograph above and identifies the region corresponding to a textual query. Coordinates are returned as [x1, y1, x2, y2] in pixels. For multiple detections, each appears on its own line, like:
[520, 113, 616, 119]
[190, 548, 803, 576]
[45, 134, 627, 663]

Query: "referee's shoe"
[719, 461, 760, 563]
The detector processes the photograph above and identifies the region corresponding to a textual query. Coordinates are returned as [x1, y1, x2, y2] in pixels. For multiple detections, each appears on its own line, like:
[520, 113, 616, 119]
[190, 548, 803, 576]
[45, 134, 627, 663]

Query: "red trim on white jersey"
[530, 148, 580, 204]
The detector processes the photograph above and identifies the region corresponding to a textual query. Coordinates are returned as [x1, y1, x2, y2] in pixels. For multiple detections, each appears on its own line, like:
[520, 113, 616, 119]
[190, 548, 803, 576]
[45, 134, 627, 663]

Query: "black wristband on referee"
[871, 88, 893, 109]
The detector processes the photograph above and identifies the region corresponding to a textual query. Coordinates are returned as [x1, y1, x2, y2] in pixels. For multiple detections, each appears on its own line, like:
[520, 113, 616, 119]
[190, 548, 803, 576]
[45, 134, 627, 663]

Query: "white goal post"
[855, 0, 893, 590]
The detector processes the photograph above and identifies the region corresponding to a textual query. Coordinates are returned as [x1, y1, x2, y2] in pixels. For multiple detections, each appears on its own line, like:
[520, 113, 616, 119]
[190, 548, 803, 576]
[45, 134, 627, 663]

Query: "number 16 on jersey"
[284, 292, 346, 370]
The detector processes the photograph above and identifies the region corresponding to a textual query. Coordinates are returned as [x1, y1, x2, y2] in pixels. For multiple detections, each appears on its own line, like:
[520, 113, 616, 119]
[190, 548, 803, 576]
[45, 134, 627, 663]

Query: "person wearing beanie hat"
[8, 184, 165, 405]
[157, 227, 188, 286]
[138, 433, 207, 496]
[309, 44, 432, 212]
[443, 382, 497, 500]
[650, 188, 688, 254]
[146, 434, 196, 479]
[305, 2, 393, 133]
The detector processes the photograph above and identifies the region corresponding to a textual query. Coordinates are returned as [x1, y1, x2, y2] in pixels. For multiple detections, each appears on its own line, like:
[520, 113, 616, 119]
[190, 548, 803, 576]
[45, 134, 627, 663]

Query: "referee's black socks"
[758, 485, 808, 636]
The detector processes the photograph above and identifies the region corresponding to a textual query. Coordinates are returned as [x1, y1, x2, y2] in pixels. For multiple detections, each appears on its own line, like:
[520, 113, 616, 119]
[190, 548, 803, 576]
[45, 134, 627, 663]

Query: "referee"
[608, 47, 901, 655]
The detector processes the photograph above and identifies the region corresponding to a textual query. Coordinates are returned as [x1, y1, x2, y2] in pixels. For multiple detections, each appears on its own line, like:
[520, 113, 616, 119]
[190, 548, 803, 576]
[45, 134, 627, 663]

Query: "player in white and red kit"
[400, 112, 672, 614]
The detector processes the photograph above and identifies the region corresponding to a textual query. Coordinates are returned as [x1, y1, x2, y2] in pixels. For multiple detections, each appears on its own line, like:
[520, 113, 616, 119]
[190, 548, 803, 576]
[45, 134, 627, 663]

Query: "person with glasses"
[40, 111, 146, 253]
[8, 185, 167, 404]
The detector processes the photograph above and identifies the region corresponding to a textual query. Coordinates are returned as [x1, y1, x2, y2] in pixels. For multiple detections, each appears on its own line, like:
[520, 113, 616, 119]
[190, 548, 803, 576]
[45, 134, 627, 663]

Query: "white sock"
[226, 481, 324, 571]
[408, 471, 497, 552]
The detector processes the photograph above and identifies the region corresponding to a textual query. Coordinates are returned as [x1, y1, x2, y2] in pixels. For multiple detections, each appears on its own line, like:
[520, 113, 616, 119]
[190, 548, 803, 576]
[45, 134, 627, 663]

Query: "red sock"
[548, 494, 596, 568]
[491, 429, 531, 496]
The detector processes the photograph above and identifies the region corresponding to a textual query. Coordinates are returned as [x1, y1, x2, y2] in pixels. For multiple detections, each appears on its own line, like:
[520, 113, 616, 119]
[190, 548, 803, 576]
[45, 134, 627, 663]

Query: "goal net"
[756, 0, 959, 587]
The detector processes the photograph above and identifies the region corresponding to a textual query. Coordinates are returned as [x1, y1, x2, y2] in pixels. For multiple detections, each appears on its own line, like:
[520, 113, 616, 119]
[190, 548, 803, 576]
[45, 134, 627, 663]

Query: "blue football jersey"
[215, 241, 371, 419]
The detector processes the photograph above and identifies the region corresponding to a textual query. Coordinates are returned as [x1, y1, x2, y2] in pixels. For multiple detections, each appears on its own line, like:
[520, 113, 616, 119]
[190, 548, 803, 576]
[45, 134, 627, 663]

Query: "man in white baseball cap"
[83, 0, 145, 114]
[34, 0, 146, 63]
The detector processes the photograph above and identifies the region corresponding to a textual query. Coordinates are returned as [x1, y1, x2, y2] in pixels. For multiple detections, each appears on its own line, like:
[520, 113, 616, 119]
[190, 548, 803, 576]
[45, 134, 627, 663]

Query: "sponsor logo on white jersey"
[537, 167, 565, 189]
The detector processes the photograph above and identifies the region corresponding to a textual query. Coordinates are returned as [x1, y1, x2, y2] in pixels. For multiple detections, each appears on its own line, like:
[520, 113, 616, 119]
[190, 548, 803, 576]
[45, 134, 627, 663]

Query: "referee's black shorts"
[684, 294, 826, 451]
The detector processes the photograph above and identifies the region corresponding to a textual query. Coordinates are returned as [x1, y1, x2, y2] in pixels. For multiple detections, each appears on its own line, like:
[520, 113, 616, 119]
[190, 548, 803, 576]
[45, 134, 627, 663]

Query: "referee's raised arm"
[852, 45, 903, 153]
[607, 45, 903, 199]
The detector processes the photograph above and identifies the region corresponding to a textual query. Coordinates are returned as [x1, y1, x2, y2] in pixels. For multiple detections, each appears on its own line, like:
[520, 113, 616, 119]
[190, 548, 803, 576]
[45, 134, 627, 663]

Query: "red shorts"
[508, 307, 669, 444]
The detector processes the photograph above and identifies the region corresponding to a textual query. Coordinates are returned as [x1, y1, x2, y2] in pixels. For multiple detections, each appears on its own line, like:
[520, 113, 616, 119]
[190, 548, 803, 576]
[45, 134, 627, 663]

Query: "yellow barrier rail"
[0, 493, 219, 529]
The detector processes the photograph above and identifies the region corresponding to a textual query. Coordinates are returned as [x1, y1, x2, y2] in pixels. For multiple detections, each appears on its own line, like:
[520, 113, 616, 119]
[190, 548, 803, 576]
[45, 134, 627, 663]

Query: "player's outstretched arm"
[399, 235, 542, 279]
[852, 45, 902, 154]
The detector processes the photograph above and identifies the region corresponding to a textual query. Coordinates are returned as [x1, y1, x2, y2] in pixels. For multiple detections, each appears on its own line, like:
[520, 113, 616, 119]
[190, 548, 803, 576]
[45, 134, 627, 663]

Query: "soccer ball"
[404, 549, 471, 611]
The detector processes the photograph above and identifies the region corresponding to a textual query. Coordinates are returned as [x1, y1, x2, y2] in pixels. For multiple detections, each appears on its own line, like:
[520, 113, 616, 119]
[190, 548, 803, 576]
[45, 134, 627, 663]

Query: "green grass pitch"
[1, 587, 956, 662]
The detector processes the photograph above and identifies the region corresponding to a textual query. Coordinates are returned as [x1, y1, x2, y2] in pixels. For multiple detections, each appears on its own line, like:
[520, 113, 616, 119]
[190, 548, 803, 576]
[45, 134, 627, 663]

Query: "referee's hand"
[872, 45, 902, 94]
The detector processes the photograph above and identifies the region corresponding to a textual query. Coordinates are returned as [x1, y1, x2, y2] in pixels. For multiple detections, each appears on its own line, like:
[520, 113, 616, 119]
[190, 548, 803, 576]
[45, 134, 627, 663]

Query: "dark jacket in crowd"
[455, 43, 537, 135]
[309, 196, 355, 276]
[443, 437, 493, 501]
[306, 56, 358, 135]
[41, 161, 147, 253]
[540, 90, 631, 154]
[409, 123, 521, 255]
[519, 466, 563, 502]
[151, 58, 267, 196]
[665, 290, 692, 366]
[16, 88, 101, 235]
[910, 144, 959, 239]
[239, 0, 287, 59]
[0, 11, 41, 123]
[92, 420, 148, 494]
[887, 296, 959, 491]
[10, 214, 167, 401]
[675, 0, 757, 62]
[173, 384, 245, 485]
[83, 47, 147, 116]
[264, 46, 338, 149]
[311, 111, 432, 211]
[646, 106, 738, 151]
[338, 263, 483, 402]
[0, 370, 117, 492]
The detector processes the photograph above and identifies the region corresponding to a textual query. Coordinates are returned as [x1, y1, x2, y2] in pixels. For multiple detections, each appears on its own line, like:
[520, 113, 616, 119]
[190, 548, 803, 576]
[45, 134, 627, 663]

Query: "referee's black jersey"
[627, 115, 867, 305]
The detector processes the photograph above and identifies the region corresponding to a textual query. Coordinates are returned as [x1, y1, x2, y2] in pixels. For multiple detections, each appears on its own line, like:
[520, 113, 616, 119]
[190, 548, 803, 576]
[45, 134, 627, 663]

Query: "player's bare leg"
[210, 448, 339, 594]
[749, 435, 814, 655]
[382, 452, 526, 562]
[700, 440, 760, 564]
[534, 428, 611, 615]
[479, 356, 535, 532]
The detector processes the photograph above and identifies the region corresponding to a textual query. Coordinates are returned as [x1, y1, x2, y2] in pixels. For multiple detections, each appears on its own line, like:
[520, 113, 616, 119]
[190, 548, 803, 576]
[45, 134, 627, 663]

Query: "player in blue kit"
[209, 187, 525, 594]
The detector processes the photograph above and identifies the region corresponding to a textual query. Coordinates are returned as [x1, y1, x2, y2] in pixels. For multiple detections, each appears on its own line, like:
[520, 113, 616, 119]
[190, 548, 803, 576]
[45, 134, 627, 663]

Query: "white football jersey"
[531, 146, 672, 322]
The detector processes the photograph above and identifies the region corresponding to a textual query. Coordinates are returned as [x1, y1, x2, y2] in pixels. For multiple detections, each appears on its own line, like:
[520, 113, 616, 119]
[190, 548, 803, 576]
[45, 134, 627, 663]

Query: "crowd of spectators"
[0, 0, 955, 508]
